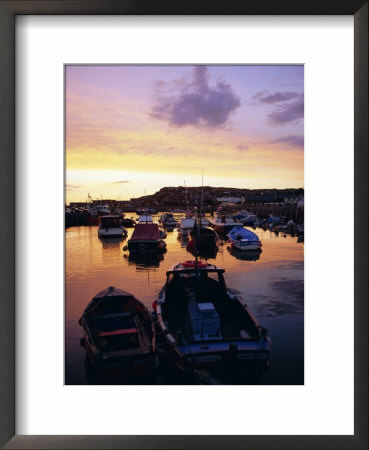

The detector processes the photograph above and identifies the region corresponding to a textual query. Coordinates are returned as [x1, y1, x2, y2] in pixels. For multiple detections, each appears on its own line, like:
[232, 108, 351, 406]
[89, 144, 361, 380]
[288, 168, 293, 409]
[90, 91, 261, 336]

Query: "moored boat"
[98, 215, 128, 238]
[155, 261, 271, 372]
[228, 226, 262, 251]
[79, 286, 155, 382]
[128, 223, 166, 253]
[159, 213, 178, 229]
[178, 217, 195, 236]
[209, 214, 239, 235]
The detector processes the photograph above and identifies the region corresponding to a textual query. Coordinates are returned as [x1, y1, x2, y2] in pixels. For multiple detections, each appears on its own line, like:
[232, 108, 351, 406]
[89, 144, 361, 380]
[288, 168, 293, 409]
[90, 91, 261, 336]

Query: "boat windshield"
[101, 217, 120, 227]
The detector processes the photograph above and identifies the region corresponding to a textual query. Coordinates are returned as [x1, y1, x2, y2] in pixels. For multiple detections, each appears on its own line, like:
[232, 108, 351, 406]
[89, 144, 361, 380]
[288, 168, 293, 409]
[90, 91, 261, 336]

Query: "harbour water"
[65, 216, 304, 385]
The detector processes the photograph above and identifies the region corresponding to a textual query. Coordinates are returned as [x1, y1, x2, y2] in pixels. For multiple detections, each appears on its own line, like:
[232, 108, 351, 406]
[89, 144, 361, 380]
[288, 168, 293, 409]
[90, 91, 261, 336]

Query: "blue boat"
[228, 226, 262, 251]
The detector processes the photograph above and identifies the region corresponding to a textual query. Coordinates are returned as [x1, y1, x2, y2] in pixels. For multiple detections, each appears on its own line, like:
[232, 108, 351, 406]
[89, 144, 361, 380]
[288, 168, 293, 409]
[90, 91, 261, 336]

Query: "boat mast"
[184, 180, 189, 218]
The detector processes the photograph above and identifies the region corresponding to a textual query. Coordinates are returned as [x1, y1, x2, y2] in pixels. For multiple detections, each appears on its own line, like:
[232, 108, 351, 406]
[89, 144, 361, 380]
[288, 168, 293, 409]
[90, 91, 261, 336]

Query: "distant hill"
[131, 186, 304, 208]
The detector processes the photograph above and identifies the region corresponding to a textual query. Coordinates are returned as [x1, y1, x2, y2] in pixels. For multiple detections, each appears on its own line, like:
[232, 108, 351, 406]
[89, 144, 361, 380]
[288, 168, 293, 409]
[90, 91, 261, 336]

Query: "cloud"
[66, 184, 81, 191]
[270, 135, 304, 149]
[252, 90, 304, 126]
[111, 180, 130, 184]
[237, 144, 249, 152]
[267, 96, 304, 125]
[255, 91, 300, 104]
[150, 66, 241, 128]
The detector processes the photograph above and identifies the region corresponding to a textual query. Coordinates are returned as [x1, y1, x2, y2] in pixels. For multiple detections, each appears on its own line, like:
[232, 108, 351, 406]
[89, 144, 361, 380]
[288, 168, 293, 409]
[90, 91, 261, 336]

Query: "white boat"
[209, 215, 239, 235]
[178, 217, 195, 236]
[228, 226, 262, 251]
[98, 215, 128, 238]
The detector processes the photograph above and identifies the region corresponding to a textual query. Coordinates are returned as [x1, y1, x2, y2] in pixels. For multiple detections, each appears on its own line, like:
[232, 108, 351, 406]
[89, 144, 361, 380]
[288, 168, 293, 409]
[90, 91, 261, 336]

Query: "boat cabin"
[100, 215, 122, 228]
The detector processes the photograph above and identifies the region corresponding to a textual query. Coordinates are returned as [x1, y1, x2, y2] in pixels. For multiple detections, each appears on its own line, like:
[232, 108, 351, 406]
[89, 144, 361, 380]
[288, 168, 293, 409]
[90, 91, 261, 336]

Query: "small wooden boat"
[79, 286, 155, 382]
[228, 226, 261, 251]
[155, 262, 271, 372]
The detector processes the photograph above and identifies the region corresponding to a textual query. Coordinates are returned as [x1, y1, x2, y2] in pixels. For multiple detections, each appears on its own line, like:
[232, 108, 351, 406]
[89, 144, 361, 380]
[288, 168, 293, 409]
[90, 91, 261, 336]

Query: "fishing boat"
[98, 215, 128, 238]
[155, 261, 271, 372]
[228, 226, 262, 251]
[79, 286, 155, 382]
[127, 223, 166, 253]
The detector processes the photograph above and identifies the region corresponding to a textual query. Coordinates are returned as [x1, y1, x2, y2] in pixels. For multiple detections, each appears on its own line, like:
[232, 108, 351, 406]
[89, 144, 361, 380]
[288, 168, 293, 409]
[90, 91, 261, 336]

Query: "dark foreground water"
[65, 217, 304, 385]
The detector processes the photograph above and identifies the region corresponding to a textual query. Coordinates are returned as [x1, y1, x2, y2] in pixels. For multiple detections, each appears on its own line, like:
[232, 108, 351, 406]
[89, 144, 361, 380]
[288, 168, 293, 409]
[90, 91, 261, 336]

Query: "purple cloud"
[237, 144, 249, 152]
[256, 91, 300, 104]
[267, 96, 304, 125]
[150, 66, 241, 128]
[252, 90, 304, 126]
[270, 135, 304, 149]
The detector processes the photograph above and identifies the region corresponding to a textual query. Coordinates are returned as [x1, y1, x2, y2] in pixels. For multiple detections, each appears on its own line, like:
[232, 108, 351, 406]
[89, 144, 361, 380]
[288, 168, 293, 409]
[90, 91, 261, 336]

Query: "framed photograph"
[1, 1, 367, 449]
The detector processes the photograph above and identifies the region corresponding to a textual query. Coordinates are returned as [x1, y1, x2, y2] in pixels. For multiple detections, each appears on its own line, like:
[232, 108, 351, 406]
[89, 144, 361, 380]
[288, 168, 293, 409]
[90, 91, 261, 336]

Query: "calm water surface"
[65, 217, 304, 385]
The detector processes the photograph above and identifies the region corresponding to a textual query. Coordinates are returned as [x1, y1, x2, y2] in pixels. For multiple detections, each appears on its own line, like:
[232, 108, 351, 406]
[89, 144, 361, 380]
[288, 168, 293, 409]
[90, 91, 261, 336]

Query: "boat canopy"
[130, 223, 160, 241]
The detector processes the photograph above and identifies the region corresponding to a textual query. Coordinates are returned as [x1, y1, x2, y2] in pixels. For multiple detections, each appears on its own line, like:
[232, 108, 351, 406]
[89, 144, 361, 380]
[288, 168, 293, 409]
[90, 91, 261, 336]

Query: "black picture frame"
[0, 1, 367, 449]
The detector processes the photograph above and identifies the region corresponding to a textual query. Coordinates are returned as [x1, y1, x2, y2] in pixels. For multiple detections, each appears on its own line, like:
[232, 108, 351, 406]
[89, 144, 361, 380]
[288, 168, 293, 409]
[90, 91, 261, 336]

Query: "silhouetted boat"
[121, 218, 136, 228]
[155, 262, 271, 372]
[79, 286, 155, 382]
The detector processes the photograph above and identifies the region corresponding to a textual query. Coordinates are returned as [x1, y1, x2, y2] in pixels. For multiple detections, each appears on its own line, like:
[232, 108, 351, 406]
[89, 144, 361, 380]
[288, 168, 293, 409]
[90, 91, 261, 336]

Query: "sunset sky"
[66, 65, 304, 203]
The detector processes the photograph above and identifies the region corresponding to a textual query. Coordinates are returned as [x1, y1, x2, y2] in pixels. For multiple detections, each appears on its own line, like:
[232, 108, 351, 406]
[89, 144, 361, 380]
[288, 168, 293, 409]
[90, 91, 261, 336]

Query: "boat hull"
[128, 240, 163, 253]
[230, 241, 261, 251]
[83, 338, 155, 383]
[98, 227, 127, 238]
[157, 329, 271, 373]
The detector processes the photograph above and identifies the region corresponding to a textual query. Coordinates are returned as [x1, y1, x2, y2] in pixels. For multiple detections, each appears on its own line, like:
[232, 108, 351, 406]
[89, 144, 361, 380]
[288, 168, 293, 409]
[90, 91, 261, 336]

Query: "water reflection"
[125, 251, 165, 269]
[66, 220, 304, 385]
[177, 234, 189, 247]
[99, 236, 125, 249]
[186, 243, 219, 260]
[227, 246, 262, 262]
